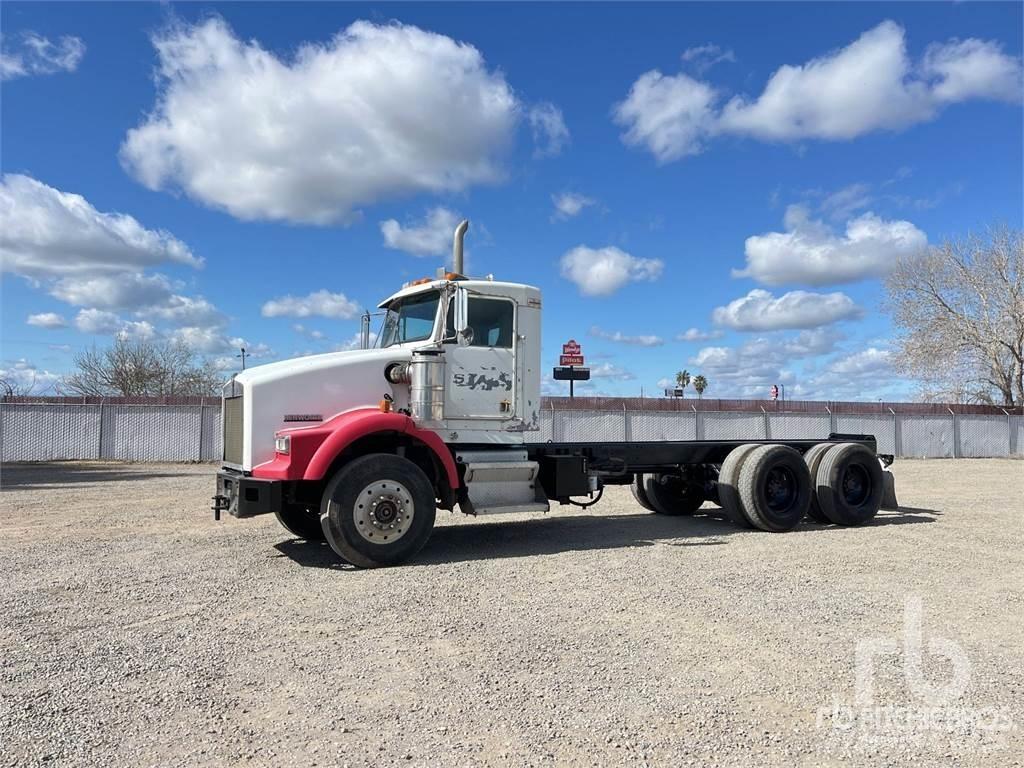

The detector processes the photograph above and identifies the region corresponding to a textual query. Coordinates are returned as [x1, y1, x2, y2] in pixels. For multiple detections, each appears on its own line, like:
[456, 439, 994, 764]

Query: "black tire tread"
[737, 444, 810, 532]
[816, 442, 883, 526]
[642, 474, 704, 516]
[630, 474, 655, 512]
[320, 453, 436, 568]
[718, 444, 761, 528]
[802, 443, 834, 523]
[275, 504, 327, 541]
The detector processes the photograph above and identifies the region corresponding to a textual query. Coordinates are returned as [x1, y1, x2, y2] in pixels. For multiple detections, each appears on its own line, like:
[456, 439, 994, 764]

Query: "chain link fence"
[1, 399, 1021, 462]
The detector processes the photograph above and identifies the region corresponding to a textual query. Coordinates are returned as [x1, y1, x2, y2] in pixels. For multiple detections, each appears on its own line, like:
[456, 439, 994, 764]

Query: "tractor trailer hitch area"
[211, 219, 898, 568]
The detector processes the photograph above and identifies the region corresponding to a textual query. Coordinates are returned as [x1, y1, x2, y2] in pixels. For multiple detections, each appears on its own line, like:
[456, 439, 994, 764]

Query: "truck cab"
[214, 221, 551, 566]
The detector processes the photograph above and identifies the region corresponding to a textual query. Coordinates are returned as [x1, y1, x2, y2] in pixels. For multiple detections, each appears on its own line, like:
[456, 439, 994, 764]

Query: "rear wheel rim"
[764, 466, 797, 512]
[841, 464, 870, 506]
[353, 480, 414, 544]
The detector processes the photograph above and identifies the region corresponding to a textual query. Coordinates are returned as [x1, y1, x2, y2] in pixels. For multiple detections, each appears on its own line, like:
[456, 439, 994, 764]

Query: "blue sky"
[2, 2, 1022, 400]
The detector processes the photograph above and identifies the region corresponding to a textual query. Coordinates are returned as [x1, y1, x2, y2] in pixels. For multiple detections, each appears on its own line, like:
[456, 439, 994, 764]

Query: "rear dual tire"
[815, 443, 884, 526]
[719, 441, 882, 532]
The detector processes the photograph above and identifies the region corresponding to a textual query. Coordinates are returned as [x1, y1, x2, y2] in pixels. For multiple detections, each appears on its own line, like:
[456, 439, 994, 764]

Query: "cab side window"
[446, 297, 514, 347]
[469, 299, 514, 347]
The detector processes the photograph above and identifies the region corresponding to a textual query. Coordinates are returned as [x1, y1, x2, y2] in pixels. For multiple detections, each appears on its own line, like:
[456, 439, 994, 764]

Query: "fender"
[252, 408, 458, 489]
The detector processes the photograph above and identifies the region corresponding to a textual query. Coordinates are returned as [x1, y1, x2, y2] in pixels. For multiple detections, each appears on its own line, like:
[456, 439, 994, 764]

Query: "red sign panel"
[562, 339, 581, 355]
[560, 354, 584, 366]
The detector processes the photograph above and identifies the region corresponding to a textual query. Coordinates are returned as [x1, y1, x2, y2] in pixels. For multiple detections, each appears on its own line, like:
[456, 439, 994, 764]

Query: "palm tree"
[692, 374, 708, 399]
[675, 369, 690, 397]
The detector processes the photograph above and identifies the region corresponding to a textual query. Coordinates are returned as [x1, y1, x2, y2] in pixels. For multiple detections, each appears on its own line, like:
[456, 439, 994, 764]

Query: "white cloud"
[380, 207, 460, 257]
[588, 362, 635, 381]
[26, 312, 67, 329]
[49, 272, 175, 310]
[528, 102, 570, 157]
[736, 205, 927, 286]
[922, 37, 1024, 104]
[589, 325, 664, 347]
[712, 288, 862, 331]
[171, 327, 234, 354]
[1, 33, 85, 80]
[615, 21, 1022, 161]
[74, 309, 123, 335]
[560, 245, 664, 296]
[676, 327, 724, 342]
[334, 331, 378, 352]
[551, 192, 595, 220]
[262, 290, 360, 319]
[293, 324, 326, 341]
[121, 18, 523, 225]
[0, 358, 60, 394]
[680, 43, 736, 73]
[613, 70, 718, 162]
[827, 347, 892, 376]
[685, 330, 838, 398]
[0, 174, 200, 278]
[818, 182, 873, 221]
[117, 320, 157, 341]
[143, 294, 226, 327]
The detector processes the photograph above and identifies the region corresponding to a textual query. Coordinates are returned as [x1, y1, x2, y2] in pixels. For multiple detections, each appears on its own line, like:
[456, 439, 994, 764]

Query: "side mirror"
[453, 287, 473, 346]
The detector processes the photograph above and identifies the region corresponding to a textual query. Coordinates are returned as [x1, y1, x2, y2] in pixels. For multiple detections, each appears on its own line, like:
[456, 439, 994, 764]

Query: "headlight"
[274, 434, 291, 454]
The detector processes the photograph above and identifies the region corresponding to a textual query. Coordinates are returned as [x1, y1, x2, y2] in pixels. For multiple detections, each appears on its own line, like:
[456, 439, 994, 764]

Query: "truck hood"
[233, 346, 416, 470]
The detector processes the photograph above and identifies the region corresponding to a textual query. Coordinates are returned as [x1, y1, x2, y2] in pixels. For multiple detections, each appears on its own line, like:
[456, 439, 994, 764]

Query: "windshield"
[379, 290, 441, 347]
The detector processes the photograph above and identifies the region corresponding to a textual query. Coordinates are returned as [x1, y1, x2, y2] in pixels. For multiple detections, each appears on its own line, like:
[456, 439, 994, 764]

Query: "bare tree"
[885, 225, 1023, 406]
[63, 336, 221, 397]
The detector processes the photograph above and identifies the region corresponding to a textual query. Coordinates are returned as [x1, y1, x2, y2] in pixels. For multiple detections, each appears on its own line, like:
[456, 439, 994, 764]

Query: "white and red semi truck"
[213, 221, 897, 567]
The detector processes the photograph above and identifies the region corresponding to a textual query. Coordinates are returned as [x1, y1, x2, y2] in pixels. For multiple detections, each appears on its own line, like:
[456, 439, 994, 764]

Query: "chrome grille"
[222, 395, 243, 465]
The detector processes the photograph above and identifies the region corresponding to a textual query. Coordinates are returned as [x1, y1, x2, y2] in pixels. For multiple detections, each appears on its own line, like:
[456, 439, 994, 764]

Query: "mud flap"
[880, 465, 899, 510]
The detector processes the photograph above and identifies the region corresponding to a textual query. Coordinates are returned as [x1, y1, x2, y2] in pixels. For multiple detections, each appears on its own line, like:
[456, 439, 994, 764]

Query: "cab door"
[444, 296, 517, 420]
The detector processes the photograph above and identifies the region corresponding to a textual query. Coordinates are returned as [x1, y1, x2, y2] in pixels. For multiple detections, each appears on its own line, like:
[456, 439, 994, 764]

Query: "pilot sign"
[559, 339, 584, 367]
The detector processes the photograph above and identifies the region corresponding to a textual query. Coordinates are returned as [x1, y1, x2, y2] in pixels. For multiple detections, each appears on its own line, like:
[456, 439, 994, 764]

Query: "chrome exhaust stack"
[452, 219, 469, 274]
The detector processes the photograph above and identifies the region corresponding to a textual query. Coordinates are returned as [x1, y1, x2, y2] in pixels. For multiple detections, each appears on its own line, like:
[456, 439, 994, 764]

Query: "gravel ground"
[1, 458, 1022, 767]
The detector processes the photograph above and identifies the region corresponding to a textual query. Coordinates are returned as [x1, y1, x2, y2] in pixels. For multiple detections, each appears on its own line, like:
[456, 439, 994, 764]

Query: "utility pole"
[237, 347, 248, 370]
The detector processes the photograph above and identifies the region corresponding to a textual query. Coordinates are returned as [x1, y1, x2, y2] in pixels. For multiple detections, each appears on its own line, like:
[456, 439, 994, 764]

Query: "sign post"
[555, 339, 589, 398]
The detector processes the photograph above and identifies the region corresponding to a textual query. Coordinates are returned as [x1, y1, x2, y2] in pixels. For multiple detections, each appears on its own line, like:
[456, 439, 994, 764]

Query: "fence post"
[198, 403, 206, 462]
[949, 407, 960, 458]
[692, 404, 701, 440]
[623, 403, 630, 442]
[761, 406, 769, 439]
[98, 398, 105, 460]
[1003, 408, 1014, 456]
[889, 408, 900, 457]
[551, 399, 559, 443]
[826, 406, 835, 435]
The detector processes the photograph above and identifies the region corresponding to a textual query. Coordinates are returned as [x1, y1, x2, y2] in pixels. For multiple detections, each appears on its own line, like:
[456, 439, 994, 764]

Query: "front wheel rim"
[353, 480, 414, 544]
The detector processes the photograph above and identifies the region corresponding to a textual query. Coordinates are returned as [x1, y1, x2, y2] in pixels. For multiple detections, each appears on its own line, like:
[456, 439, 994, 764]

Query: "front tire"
[275, 504, 327, 541]
[320, 454, 437, 568]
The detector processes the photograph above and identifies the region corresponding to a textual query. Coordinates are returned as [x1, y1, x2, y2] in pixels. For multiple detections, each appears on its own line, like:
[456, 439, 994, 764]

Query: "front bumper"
[212, 470, 281, 519]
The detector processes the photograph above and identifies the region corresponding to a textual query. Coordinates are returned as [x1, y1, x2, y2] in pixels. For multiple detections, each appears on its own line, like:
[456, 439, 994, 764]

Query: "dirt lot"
[1, 459, 1022, 767]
